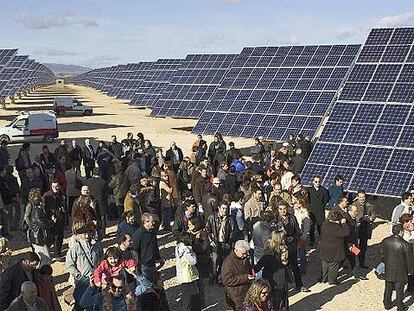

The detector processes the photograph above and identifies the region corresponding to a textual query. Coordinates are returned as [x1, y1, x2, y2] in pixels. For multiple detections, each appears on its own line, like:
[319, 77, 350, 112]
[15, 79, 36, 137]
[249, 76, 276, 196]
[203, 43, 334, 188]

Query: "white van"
[53, 97, 93, 116]
[0, 112, 59, 143]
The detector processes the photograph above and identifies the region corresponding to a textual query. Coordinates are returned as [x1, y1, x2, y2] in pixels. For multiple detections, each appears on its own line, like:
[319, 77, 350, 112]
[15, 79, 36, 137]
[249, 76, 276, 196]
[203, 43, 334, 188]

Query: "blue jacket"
[328, 185, 344, 209]
[80, 286, 127, 311]
[117, 221, 139, 237]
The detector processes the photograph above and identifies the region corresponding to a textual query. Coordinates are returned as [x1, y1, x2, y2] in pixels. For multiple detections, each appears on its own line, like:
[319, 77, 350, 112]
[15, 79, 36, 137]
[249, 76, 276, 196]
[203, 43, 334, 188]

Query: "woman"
[96, 141, 115, 182]
[399, 213, 414, 291]
[24, 188, 53, 267]
[159, 172, 173, 231]
[293, 194, 311, 276]
[188, 217, 211, 307]
[318, 210, 350, 285]
[175, 232, 201, 311]
[243, 279, 274, 311]
[280, 161, 294, 191]
[72, 196, 99, 232]
[109, 163, 128, 220]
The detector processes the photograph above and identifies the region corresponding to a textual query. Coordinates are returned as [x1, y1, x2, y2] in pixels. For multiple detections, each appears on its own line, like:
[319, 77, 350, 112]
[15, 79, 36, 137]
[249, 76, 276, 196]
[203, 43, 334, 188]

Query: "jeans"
[298, 247, 307, 276]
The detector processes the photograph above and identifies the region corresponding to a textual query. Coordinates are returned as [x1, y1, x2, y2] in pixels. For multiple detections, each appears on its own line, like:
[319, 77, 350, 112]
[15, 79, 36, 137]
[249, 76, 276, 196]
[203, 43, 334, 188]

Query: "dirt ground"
[0, 84, 409, 311]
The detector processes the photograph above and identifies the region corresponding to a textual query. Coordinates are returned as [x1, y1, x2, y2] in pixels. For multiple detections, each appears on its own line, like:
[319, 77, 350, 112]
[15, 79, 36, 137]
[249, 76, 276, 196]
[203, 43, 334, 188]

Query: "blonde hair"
[267, 230, 285, 255]
[243, 279, 271, 307]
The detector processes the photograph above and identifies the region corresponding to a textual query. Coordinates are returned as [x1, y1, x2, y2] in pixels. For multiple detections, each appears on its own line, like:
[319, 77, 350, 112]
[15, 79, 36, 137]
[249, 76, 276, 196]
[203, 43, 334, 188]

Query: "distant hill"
[44, 63, 92, 75]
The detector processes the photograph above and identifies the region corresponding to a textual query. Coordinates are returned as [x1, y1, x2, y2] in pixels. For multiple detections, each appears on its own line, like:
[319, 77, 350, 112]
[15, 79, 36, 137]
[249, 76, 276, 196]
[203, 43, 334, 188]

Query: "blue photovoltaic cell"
[151, 54, 237, 118]
[193, 44, 360, 140]
[302, 27, 414, 197]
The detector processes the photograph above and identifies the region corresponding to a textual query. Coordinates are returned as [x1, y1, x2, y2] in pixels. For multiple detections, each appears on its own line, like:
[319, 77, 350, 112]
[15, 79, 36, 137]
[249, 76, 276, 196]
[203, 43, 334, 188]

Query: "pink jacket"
[93, 258, 137, 286]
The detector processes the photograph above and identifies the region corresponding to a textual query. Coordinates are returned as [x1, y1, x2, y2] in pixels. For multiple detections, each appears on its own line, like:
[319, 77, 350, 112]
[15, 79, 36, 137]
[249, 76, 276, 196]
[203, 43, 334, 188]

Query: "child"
[93, 246, 137, 288]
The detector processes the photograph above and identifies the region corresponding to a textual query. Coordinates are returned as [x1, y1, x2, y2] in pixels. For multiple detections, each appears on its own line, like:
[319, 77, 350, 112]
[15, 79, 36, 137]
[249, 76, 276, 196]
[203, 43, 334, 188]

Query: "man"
[43, 181, 67, 259]
[193, 168, 210, 205]
[353, 189, 376, 269]
[223, 166, 238, 196]
[206, 203, 238, 283]
[381, 224, 413, 311]
[165, 142, 183, 173]
[225, 142, 242, 164]
[6, 281, 48, 311]
[331, 196, 349, 219]
[66, 222, 103, 310]
[80, 274, 134, 309]
[82, 139, 95, 179]
[244, 187, 265, 226]
[172, 199, 198, 239]
[124, 154, 142, 185]
[4, 165, 20, 231]
[276, 202, 309, 292]
[217, 161, 228, 185]
[109, 135, 123, 160]
[208, 134, 226, 168]
[0, 167, 12, 237]
[0, 252, 40, 310]
[268, 182, 292, 208]
[69, 139, 83, 170]
[20, 167, 43, 205]
[220, 240, 254, 311]
[308, 175, 329, 246]
[291, 148, 306, 174]
[391, 192, 413, 232]
[0, 140, 9, 170]
[345, 204, 360, 278]
[54, 139, 69, 164]
[250, 137, 264, 160]
[132, 213, 164, 282]
[84, 167, 108, 237]
[328, 175, 345, 210]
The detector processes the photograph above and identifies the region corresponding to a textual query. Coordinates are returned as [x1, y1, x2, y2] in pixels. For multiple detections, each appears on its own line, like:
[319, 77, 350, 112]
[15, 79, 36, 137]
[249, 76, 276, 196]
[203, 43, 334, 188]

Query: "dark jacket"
[117, 220, 139, 237]
[132, 226, 160, 267]
[84, 176, 108, 214]
[308, 186, 329, 226]
[220, 252, 252, 310]
[25, 203, 52, 246]
[43, 190, 67, 229]
[291, 155, 306, 174]
[6, 295, 48, 311]
[0, 262, 35, 309]
[205, 213, 238, 252]
[82, 145, 95, 167]
[223, 173, 238, 196]
[201, 192, 219, 220]
[109, 142, 123, 160]
[381, 234, 414, 283]
[319, 220, 350, 262]
[346, 217, 359, 247]
[193, 176, 210, 205]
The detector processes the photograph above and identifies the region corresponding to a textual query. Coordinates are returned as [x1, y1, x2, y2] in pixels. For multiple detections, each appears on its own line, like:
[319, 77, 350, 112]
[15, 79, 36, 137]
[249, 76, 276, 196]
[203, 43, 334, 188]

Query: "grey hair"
[21, 281, 37, 292]
[234, 240, 250, 252]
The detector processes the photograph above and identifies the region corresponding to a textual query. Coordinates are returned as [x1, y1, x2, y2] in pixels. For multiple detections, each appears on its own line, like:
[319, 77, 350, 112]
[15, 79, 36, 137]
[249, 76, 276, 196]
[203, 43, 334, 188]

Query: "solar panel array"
[301, 28, 414, 197]
[192, 44, 360, 140]
[150, 54, 237, 118]
[130, 59, 183, 108]
[0, 49, 55, 101]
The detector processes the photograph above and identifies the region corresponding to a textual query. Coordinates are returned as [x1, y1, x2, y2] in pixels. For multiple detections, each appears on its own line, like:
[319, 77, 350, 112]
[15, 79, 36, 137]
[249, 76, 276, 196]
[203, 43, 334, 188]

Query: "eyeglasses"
[313, 180, 320, 184]
[111, 285, 123, 291]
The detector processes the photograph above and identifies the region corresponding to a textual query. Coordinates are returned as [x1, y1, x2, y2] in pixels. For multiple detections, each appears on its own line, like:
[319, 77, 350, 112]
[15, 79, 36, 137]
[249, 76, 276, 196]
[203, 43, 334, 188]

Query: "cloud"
[334, 11, 414, 42]
[221, 0, 242, 4]
[374, 11, 414, 28]
[80, 54, 120, 68]
[35, 48, 81, 57]
[15, 10, 99, 29]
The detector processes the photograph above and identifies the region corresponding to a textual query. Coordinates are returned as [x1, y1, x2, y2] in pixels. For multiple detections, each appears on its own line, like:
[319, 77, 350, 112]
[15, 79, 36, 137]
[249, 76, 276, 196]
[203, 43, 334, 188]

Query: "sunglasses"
[261, 290, 269, 295]
[111, 285, 123, 291]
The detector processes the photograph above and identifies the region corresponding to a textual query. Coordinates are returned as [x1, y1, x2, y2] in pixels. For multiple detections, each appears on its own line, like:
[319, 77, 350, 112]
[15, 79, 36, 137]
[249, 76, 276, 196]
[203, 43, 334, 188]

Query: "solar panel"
[302, 27, 414, 197]
[193, 44, 360, 140]
[130, 59, 183, 108]
[150, 54, 237, 118]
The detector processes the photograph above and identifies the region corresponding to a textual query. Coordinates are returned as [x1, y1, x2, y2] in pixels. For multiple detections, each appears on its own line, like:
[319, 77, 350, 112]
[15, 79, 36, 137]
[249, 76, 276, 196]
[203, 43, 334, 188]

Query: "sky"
[1, 0, 414, 68]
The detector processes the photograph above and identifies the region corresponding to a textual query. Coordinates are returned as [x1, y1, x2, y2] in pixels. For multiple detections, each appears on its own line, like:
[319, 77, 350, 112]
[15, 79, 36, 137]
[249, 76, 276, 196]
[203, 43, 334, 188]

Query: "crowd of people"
[0, 131, 412, 311]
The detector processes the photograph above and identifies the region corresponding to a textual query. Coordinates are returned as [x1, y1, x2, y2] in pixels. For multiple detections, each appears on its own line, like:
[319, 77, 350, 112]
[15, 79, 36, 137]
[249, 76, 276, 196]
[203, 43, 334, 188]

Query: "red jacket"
[93, 258, 137, 286]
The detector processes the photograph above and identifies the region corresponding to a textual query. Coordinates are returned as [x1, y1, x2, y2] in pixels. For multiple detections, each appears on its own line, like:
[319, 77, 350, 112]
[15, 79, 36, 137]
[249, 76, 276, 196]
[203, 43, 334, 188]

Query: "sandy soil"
[0, 84, 408, 311]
